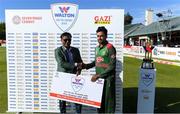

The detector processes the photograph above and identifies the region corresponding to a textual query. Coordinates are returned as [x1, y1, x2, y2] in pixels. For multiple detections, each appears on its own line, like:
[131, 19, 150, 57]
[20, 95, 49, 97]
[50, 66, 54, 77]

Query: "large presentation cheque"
[49, 72, 104, 108]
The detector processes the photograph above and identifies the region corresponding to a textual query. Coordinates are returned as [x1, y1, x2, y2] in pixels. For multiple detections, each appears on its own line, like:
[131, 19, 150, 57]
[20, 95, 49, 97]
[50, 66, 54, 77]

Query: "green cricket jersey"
[86, 41, 116, 113]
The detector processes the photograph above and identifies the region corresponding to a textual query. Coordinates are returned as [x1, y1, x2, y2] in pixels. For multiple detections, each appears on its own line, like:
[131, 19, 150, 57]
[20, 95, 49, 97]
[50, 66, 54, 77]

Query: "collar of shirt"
[62, 46, 72, 52]
[62, 46, 74, 64]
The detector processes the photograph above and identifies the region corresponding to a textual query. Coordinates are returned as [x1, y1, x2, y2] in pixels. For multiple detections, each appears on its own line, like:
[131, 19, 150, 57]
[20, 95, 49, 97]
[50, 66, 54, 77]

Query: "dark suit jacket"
[55, 46, 82, 74]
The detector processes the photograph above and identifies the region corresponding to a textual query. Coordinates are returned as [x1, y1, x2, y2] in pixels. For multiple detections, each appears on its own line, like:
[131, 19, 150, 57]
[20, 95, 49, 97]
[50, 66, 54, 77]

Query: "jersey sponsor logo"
[96, 63, 109, 68]
[96, 57, 104, 63]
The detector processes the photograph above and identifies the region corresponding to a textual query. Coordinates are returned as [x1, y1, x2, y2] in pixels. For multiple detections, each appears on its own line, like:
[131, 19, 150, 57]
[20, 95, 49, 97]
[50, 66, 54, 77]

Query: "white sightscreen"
[6, 8, 124, 113]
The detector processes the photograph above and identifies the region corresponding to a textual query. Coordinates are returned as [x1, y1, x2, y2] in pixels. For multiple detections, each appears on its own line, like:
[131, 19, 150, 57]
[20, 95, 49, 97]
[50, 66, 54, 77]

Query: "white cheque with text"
[49, 72, 104, 108]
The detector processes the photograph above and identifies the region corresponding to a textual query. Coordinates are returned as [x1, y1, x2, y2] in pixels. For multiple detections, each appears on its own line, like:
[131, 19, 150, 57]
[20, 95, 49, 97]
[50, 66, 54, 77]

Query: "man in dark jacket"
[55, 32, 83, 113]
[83, 26, 116, 113]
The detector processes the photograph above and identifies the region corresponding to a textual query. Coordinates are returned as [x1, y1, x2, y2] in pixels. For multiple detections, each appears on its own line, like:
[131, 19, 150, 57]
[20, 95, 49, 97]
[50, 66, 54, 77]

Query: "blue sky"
[1, 0, 180, 24]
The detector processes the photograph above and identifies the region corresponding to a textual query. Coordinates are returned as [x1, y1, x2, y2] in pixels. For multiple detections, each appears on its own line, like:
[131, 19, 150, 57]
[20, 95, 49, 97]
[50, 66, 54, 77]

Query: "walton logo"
[59, 7, 70, 13]
[71, 77, 85, 93]
[142, 72, 154, 87]
[51, 3, 78, 32]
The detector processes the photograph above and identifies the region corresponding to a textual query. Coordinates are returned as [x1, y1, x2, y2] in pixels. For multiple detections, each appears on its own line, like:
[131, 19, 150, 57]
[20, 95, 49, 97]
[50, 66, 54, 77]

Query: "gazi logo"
[94, 16, 112, 24]
[51, 3, 78, 32]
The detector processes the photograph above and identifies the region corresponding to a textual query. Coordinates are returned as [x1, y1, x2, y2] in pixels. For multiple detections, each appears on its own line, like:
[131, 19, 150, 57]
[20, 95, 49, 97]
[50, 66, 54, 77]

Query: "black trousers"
[59, 100, 82, 113]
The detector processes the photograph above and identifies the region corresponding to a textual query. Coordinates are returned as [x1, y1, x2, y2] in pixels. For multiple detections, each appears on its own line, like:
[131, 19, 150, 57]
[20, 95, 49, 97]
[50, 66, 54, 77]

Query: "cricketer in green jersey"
[83, 26, 116, 113]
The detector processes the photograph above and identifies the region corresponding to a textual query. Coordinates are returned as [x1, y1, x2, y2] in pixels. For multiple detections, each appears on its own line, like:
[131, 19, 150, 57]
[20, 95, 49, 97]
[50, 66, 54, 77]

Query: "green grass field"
[0, 47, 7, 113]
[1, 47, 180, 113]
[123, 56, 180, 113]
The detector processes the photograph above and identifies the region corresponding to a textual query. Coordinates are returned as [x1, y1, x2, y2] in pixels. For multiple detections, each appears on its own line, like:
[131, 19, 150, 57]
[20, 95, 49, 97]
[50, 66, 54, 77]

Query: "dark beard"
[98, 40, 108, 46]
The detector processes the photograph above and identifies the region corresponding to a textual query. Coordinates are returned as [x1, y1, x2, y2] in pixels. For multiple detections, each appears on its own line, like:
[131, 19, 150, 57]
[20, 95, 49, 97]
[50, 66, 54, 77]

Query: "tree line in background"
[124, 12, 133, 25]
[0, 22, 5, 40]
[0, 13, 133, 40]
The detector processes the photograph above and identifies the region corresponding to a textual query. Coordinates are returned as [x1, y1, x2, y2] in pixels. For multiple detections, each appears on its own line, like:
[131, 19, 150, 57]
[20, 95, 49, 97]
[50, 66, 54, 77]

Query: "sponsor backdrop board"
[6, 3, 124, 113]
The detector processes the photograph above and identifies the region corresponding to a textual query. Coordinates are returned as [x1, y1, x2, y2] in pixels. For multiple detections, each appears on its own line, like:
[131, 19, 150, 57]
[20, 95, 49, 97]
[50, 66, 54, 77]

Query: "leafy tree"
[0, 22, 5, 40]
[124, 12, 133, 25]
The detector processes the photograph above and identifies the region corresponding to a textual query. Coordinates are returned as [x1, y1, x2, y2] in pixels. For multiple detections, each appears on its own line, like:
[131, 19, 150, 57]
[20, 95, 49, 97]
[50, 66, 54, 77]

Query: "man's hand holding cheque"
[91, 74, 100, 82]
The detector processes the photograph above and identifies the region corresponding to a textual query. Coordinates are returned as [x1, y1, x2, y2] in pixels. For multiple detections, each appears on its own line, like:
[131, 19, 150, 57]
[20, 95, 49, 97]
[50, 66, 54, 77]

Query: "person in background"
[55, 32, 83, 113]
[83, 26, 116, 113]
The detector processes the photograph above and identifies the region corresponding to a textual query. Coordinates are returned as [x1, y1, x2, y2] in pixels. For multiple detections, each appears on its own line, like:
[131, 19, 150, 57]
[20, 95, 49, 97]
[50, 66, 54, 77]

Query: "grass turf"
[0, 47, 7, 113]
[123, 56, 180, 113]
[1, 47, 180, 113]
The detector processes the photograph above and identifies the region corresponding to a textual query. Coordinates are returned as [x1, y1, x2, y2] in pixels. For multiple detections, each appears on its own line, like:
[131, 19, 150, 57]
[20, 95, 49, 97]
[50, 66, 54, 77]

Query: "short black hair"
[60, 32, 72, 39]
[96, 26, 108, 36]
